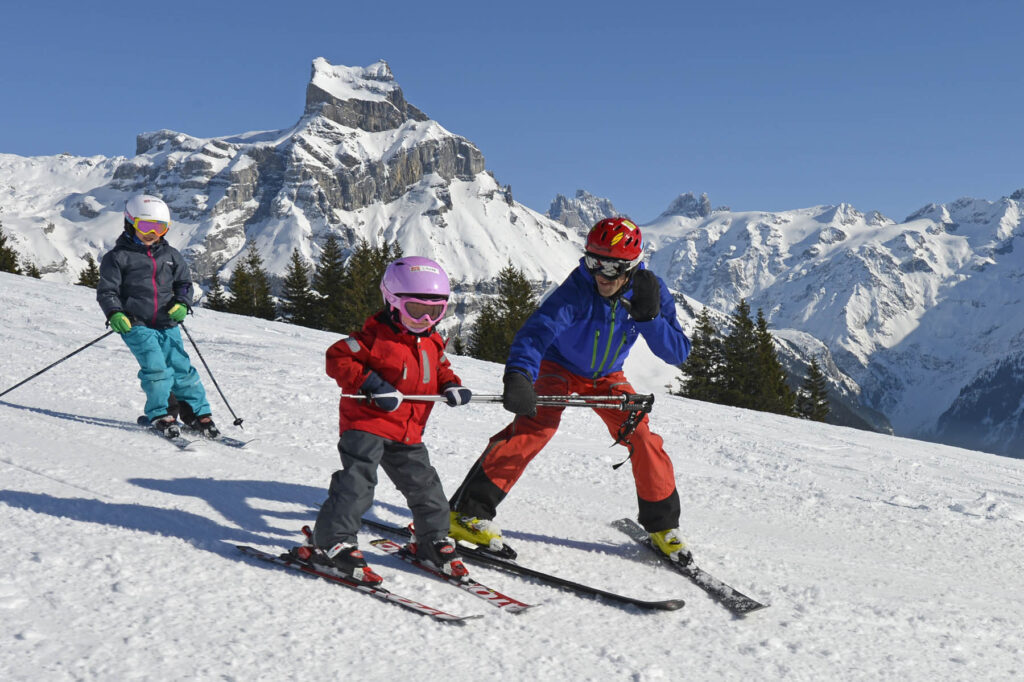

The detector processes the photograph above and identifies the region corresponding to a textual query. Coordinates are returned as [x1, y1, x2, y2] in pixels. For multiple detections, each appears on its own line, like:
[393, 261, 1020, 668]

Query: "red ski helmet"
[584, 218, 643, 277]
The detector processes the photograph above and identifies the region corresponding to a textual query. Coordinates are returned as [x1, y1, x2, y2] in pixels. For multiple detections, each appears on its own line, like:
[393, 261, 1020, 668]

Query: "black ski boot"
[411, 538, 470, 581]
[304, 543, 383, 585]
[296, 525, 383, 585]
[186, 414, 220, 439]
[151, 415, 181, 439]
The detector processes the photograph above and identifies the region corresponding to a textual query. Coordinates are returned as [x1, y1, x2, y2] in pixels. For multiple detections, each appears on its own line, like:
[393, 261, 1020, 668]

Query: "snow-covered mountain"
[545, 189, 626, 235]
[2, 58, 1023, 457]
[2, 272, 1023, 680]
[0, 58, 582, 287]
[640, 193, 1024, 456]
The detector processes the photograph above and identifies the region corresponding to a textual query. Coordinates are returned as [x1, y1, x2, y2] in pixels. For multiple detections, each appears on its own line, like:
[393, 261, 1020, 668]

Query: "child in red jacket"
[307, 257, 473, 584]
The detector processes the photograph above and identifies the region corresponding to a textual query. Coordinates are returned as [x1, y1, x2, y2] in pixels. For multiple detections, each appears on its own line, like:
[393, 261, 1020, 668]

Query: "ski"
[184, 431, 256, 449]
[137, 415, 254, 449]
[361, 517, 684, 612]
[370, 537, 537, 614]
[236, 545, 479, 624]
[135, 415, 195, 450]
[611, 518, 768, 616]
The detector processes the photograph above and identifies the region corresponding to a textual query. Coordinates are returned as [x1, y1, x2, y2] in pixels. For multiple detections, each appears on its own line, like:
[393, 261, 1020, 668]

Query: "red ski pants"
[478, 361, 678, 506]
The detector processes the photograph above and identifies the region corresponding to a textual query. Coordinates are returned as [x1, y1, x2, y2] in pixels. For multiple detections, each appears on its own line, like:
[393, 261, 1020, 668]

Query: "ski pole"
[339, 393, 654, 410]
[179, 323, 244, 428]
[0, 330, 115, 399]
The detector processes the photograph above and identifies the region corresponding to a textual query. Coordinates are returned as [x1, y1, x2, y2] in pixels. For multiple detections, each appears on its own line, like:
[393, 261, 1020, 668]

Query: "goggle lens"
[404, 300, 446, 320]
[585, 253, 635, 278]
[398, 296, 449, 325]
[133, 217, 169, 236]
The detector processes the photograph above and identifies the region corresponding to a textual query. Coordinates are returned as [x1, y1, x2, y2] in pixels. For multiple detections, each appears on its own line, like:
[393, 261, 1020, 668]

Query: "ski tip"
[647, 599, 686, 611]
[440, 614, 485, 625]
[731, 602, 770, 617]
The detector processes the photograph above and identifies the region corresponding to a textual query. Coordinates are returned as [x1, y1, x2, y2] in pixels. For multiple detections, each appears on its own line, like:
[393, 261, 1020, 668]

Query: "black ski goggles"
[584, 253, 639, 279]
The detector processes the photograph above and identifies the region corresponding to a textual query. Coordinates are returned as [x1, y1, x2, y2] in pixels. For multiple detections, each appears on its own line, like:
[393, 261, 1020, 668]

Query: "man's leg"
[449, 364, 570, 519]
[590, 374, 680, 532]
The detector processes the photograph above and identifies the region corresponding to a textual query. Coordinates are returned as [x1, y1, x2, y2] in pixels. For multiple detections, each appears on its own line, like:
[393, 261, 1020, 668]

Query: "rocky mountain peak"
[546, 189, 623, 233]
[660, 192, 711, 219]
[305, 57, 427, 132]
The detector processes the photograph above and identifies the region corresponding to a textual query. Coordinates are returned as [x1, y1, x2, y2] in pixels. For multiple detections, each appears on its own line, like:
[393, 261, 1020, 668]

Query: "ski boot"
[297, 526, 382, 585]
[449, 512, 516, 559]
[150, 415, 181, 439]
[408, 532, 470, 581]
[650, 528, 693, 566]
[186, 414, 220, 439]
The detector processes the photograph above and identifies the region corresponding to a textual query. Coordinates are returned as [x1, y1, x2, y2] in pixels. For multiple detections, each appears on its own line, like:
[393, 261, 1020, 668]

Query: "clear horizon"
[3, 0, 1023, 223]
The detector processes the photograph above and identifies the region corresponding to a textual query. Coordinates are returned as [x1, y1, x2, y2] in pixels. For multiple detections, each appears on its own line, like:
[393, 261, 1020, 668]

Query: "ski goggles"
[584, 252, 639, 279]
[395, 295, 449, 325]
[130, 216, 170, 237]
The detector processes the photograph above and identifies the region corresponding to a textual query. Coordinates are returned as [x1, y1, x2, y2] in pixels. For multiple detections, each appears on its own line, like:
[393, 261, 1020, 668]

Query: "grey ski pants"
[312, 429, 450, 548]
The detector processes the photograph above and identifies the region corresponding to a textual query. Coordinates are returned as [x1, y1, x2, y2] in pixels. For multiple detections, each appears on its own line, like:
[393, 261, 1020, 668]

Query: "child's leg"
[313, 431, 386, 548]
[159, 328, 211, 417]
[120, 326, 174, 420]
[380, 441, 449, 545]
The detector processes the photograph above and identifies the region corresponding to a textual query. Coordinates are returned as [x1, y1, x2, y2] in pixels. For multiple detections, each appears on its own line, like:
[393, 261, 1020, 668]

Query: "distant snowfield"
[1, 272, 1022, 680]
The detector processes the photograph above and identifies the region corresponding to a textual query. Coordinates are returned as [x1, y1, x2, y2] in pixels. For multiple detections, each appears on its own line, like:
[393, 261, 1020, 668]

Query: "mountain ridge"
[2, 59, 1023, 457]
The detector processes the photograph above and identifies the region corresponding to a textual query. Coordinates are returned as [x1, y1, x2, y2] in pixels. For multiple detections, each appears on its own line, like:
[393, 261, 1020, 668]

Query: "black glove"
[442, 383, 472, 407]
[502, 371, 537, 416]
[359, 371, 403, 412]
[623, 269, 661, 322]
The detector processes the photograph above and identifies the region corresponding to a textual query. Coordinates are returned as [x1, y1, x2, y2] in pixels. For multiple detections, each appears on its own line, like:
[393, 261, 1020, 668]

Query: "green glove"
[168, 303, 188, 322]
[109, 312, 132, 334]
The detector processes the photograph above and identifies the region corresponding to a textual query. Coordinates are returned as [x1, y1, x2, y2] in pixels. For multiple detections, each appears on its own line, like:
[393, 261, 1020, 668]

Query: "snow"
[1, 271, 1024, 680]
[309, 58, 396, 103]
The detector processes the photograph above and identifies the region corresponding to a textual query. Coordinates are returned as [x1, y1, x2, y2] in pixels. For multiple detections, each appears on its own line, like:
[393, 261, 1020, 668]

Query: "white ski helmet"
[124, 194, 171, 235]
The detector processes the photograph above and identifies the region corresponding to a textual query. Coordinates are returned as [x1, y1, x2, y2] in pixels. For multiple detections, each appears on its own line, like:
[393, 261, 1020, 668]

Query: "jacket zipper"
[592, 299, 620, 378]
[147, 248, 159, 324]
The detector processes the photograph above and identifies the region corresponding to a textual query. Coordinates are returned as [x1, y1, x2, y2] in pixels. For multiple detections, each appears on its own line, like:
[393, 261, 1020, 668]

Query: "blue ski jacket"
[506, 260, 691, 381]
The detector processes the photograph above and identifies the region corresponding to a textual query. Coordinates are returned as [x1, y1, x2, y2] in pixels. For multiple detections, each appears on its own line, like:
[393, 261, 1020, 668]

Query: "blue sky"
[3, 1, 1023, 223]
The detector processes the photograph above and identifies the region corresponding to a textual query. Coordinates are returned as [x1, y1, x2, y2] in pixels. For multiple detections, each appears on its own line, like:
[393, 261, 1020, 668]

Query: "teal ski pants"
[121, 325, 210, 420]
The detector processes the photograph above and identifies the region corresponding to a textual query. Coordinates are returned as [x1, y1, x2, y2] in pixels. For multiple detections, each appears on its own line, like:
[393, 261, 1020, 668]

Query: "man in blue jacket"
[449, 218, 694, 564]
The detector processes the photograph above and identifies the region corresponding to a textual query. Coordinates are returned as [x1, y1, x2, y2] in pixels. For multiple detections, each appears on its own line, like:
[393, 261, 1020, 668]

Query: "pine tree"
[204, 271, 232, 312]
[22, 259, 42, 278]
[720, 299, 759, 409]
[339, 239, 403, 333]
[311, 234, 348, 332]
[797, 357, 831, 421]
[227, 242, 276, 319]
[753, 309, 796, 416]
[0, 223, 23, 275]
[676, 307, 724, 401]
[469, 262, 538, 363]
[75, 253, 101, 288]
[278, 248, 317, 327]
[450, 333, 467, 356]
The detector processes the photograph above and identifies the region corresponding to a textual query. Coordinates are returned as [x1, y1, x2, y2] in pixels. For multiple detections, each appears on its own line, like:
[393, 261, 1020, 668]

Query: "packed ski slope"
[1, 272, 1022, 680]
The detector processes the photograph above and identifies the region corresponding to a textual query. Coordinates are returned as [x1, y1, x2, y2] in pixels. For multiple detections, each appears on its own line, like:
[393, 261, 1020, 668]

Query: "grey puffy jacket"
[96, 232, 194, 329]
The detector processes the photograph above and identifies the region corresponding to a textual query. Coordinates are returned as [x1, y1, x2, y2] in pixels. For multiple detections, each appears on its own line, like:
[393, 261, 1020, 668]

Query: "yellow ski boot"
[650, 528, 693, 566]
[449, 512, 516, 558]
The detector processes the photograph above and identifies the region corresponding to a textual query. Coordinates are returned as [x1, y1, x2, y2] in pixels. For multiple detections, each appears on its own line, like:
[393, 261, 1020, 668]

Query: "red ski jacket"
[326, 311, 461, 444]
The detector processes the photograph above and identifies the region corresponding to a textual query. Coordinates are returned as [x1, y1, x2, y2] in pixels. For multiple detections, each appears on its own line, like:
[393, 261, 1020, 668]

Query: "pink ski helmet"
[380, 256, 451, 330]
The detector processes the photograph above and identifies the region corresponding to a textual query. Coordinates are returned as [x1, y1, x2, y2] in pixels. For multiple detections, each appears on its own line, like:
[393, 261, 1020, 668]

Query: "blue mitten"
[442, 383, 472, 407]
[360, 371, 404, 412]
